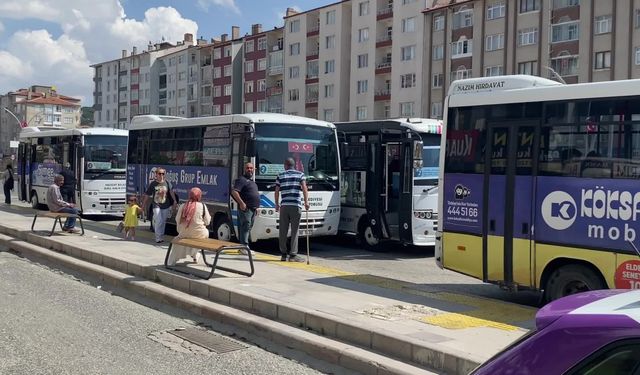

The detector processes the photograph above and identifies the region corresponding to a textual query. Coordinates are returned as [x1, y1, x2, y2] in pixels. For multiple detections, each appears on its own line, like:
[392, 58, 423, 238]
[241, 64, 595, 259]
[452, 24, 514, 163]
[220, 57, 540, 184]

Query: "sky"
[0, 0, 324, 106]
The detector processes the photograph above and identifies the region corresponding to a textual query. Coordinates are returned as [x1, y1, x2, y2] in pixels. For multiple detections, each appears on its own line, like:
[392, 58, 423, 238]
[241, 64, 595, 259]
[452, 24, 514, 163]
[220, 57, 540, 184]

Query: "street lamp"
[2, 107, 23, 127]
[542, 66, 567, 84]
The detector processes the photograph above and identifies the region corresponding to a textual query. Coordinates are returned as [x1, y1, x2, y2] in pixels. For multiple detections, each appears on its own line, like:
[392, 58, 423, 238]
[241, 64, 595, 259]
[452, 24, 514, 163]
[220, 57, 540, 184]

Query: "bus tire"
[212, 216, 233, 241]
[358, 218, 383, 252]
[544, 264, 606, 303]
[30, 192, 40, 210]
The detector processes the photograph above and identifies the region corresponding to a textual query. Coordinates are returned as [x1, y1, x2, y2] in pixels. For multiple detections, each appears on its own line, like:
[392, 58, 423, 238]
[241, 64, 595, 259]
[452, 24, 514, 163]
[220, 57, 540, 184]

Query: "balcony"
[188, 75, 199, 83]
[200, 95, 212, 104]
[376, 35, 393, 48]
[268, 107, 283, 113]
[305, 96, 318, 108]
[268, 65, 284, 76]
[377, 6, 393, 20]
[376, 60, 392, 74]
[306, 49, 319, 60]
[374, 90, 391, 101]
[266, 86, 283, 96]
[307, 25, 320, 37]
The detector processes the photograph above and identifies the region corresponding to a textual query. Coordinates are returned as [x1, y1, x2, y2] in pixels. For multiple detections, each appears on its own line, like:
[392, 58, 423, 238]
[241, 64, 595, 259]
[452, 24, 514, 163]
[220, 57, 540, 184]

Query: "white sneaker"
[238, 249, 253, 255]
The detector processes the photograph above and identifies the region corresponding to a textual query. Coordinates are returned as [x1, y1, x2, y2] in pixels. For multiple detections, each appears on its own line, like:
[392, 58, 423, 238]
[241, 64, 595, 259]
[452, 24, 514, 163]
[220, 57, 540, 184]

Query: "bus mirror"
[245, 138, 256, 157]
[412, 140, 423, 161]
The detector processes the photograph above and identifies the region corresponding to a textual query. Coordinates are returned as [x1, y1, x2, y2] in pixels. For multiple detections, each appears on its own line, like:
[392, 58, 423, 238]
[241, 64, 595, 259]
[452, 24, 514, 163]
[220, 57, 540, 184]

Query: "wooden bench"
[31, 211, 85, 236]
[164, 238, 254, 280]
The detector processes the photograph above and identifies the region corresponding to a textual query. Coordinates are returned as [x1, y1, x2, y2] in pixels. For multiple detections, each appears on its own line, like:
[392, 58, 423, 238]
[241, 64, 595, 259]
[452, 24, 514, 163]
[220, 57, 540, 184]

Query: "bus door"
[484, 123, 535, 288]
[229, 130, 244, 238]
[135, 135, 148, 196]
[17, 142, 28, 201]
[398, 140, 414, 244]
[385, 143, 402, 239]
[365, 141, 386, 239]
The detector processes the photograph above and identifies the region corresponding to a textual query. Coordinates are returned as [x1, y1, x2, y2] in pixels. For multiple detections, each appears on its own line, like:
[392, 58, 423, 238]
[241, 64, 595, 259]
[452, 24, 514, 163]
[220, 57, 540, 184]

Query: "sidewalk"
[0, 203, 536, 375]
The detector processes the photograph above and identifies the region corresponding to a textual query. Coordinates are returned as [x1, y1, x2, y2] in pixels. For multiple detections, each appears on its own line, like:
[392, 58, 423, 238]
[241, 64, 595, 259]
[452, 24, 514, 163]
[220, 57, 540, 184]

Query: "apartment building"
[422, 0, 640, 119]
[243, 24, 285, 114]
[283, 2, 353, 121]
[0, 86, 81, 158]
[213, 27, 244, 116]
[92, 34, 195, 128]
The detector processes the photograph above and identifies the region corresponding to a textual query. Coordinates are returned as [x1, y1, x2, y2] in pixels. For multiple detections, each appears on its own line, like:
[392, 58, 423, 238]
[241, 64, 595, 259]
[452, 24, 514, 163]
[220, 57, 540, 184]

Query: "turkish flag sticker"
[288, 142, 314, 153]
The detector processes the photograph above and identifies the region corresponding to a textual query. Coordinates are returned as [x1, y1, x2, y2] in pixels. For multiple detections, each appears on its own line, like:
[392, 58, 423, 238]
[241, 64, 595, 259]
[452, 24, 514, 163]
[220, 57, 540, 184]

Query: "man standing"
[143, 168, 178, 243]
[274, 157, 309, 262]
[47, 174, 80, 233]
[60, 162, 76, 203]
[231, 163, 260, 255]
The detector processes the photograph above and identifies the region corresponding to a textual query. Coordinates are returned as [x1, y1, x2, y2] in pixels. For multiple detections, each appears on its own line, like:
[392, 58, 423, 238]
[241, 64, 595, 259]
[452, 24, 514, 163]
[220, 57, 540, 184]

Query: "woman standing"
[167, 187, 212, 266]
[3, 164, 14, 205]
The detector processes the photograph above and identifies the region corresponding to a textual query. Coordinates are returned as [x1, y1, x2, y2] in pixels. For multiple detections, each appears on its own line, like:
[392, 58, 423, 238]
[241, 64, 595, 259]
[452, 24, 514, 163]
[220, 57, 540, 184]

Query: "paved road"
[0, 249, 331, 375]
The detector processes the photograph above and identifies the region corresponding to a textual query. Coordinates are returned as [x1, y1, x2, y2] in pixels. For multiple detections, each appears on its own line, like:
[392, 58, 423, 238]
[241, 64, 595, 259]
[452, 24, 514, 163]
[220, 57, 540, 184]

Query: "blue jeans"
[152, 206, 171, 242]
[238, 208, 256, 246]
[57, 207, 79, 228]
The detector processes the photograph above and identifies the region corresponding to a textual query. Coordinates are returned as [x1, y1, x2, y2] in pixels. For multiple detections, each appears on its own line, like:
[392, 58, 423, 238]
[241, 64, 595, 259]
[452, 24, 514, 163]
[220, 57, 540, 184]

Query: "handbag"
[116, 221, 125, 233]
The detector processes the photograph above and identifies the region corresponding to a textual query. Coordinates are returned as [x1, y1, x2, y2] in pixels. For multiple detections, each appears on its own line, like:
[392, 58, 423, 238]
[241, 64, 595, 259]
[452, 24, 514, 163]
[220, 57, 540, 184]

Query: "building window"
[257, 100, 266, 112]
[258, 38, 267, 50]
[635, 47, 640, 65]
[245, 81, 254, 93]
[289, 89, 299, 101]
[213, 67, 221, 78]
[224, 46, 231, 57]
[324, 60, 335, 73]
[431, 102, 443, 118]
[636, 9, 640, 28]
[224, 65, 232, 77]
[552, 0, 579, 9]
[452, 8, 473, 29]
[258, 58, 267, 71]
[594, 15, 612, 35]
[356, 106, 367, 120]
[594, 51, 611, 70]
[551, 21, 580, 43]
[451, 39, 473, 58]
[433, 15, 444, 31]
[326, 35, 336, 49]
[324, 109, 334, 122]
[289, 66, 299, 79]
[258, 79, 266, 91]
[307, 60, 319, 78]
[518, 60, 538, 74]
[213, 105, 221, 116]
[244, 101, 254, 113]
[224, 103, 231, 115]
[432, 73, 444, 88]
[357, 54, 369, 68]
[518, 27, 538, 46]
[451, 68, 472, 81]
[400, 102, 414, 117]
[245, 61, 254, 73]
[224, 84, 232, 96]
[357, 80, 368, 94]
[290, 43, 300, 56]
[519, 0, 539, 13]
[486, 2, 505, 20]
[485, 65, 503, 76]
[359, 1, 369, 16]
[401, 45, 416, 61]
[550, 53, 579, 76]
[326, 10, 336, 25]
[213, 86, 221, 97]
[402, 17, 416, 32]
[400, 73, 416, 88]
[485, 34, 504, 51]
[245, 40, 254, 53]
[289, 19, 300, 33]
[433, 45, 444, 60]
[358, 28, 369, 43]
[324, 84, 334, 98]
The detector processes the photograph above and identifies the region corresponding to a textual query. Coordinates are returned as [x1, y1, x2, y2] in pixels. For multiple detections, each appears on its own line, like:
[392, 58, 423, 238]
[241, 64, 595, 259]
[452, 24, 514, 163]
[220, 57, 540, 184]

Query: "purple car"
[471, 290, 640, 375]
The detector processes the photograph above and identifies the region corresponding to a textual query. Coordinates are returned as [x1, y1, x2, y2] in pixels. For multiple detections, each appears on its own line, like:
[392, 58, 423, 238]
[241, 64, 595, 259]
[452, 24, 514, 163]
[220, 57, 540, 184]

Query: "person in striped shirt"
[274, 157, 310, 262]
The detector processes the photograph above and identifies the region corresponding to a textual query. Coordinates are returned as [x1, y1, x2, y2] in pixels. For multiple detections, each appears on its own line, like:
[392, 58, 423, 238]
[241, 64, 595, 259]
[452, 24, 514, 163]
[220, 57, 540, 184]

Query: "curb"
[0, 218, 482, 374]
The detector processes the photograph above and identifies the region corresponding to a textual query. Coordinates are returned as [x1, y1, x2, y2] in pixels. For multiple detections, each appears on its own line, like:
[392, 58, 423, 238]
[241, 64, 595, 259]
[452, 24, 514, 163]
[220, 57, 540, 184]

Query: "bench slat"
[172, 238, 241, 251]
[40, 211, 79, 218]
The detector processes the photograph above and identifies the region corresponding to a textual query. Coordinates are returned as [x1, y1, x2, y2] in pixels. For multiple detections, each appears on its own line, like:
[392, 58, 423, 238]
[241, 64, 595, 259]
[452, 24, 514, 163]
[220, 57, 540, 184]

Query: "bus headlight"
[414, 210, 437, 220]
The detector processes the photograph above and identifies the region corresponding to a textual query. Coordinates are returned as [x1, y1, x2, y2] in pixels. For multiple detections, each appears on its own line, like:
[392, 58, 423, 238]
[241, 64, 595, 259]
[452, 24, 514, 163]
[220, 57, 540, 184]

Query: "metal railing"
[376, 61, 392, 69]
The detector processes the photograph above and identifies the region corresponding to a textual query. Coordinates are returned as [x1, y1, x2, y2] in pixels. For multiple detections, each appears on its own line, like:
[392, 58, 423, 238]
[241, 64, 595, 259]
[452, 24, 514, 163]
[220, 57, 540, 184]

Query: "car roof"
[536, 290, 640, 331]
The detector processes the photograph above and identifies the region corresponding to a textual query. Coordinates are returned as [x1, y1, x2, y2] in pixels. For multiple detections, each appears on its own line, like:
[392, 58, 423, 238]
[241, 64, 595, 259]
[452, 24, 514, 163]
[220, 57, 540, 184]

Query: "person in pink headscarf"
[166, 187, 212, 266]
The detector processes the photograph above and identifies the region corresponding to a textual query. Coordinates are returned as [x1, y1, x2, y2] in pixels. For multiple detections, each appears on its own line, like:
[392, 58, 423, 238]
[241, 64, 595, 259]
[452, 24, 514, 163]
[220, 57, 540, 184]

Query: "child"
[123, 195, 142, 240]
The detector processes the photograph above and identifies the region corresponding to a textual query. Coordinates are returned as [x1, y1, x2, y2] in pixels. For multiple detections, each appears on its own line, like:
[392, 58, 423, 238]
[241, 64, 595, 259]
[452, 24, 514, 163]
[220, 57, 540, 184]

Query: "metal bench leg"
[58, 217, 65, 231]
[31, 214, 38, 232]
[206, 251, 222, 280]
[164, 243, 173, 268]
[78, 217, 85, 235]
[50, 217, 59, 237]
